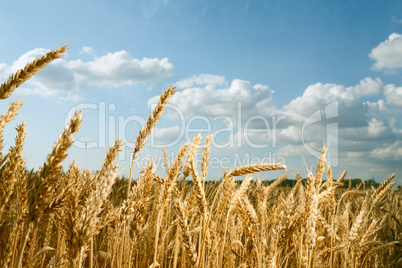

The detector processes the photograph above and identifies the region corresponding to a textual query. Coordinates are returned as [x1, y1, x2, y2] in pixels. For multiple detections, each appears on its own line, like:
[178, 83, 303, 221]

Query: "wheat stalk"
[127, 86, 176, 197]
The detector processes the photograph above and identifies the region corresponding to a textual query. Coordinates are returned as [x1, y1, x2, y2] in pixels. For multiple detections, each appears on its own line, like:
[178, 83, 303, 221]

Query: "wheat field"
[0, 46, 400, 268]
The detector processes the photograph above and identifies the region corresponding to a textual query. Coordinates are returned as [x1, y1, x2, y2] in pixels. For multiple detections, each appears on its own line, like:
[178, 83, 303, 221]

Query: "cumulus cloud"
[369, 141, 402, 160]
[149, 74, 274, 119]
[0, 47, 174, 96]
[147, 73, 401, 177]
[370, 33, 402, 72]
[366, 99, 388, 113]
[368, 118, 387, 138]
[281, 78, 383, 129]
[278, 126, 302, 144]
[354, 77, 383, 97]
[149, 75, 394, 147]
[384, 84, 402, 106]
[0, 48, 49, 80]
[274, 75, 398, 164]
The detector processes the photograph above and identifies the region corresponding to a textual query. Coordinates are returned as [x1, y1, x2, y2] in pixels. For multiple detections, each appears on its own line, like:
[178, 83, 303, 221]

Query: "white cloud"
[369, 141, 402, 160]
[366, 99, 388, 113]
[281, 79, 383, 128]
[354, 77, 383, 97]
[0, 63, 11, 81]
[0, 47, 174, 96]
[384, 84, 402, 106]
[369, 33, 402, 72]
[0, 48, 49, 80]
[149, 75, 396, 151]
[278, 126, 301, 143]
[13, 48, 50, 72]
[147, 75, 278, 151]
[149, 75, 274, 119]
[284, 83, 348, 120]
[285, 78, 382, 113]
[80, 46, 94, 55]
[368, 118, 387, 138]
[147, 73, 401, 179]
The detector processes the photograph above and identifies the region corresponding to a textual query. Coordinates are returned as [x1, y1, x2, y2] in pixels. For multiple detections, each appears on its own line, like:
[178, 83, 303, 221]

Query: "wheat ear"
[175, 199, 198, 266]
[0, 122, 27, 219]
[0, 100, 23, 156]
[127, 86, 176, 197]
[29, 109, 82, 222]
[0, 45, 68, 100]
[201, 134, 212, 185]
[219, 174, 254, 267]
[228, 163, 286, 177]
[182, 133, 202, 178]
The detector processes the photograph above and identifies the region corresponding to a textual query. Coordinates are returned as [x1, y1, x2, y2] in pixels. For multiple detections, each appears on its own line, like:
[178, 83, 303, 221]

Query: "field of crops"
[0, 46, 400, 267]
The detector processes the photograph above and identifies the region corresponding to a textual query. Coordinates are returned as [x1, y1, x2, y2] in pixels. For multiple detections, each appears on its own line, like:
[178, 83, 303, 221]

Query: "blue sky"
[1, 0, 401, 185]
